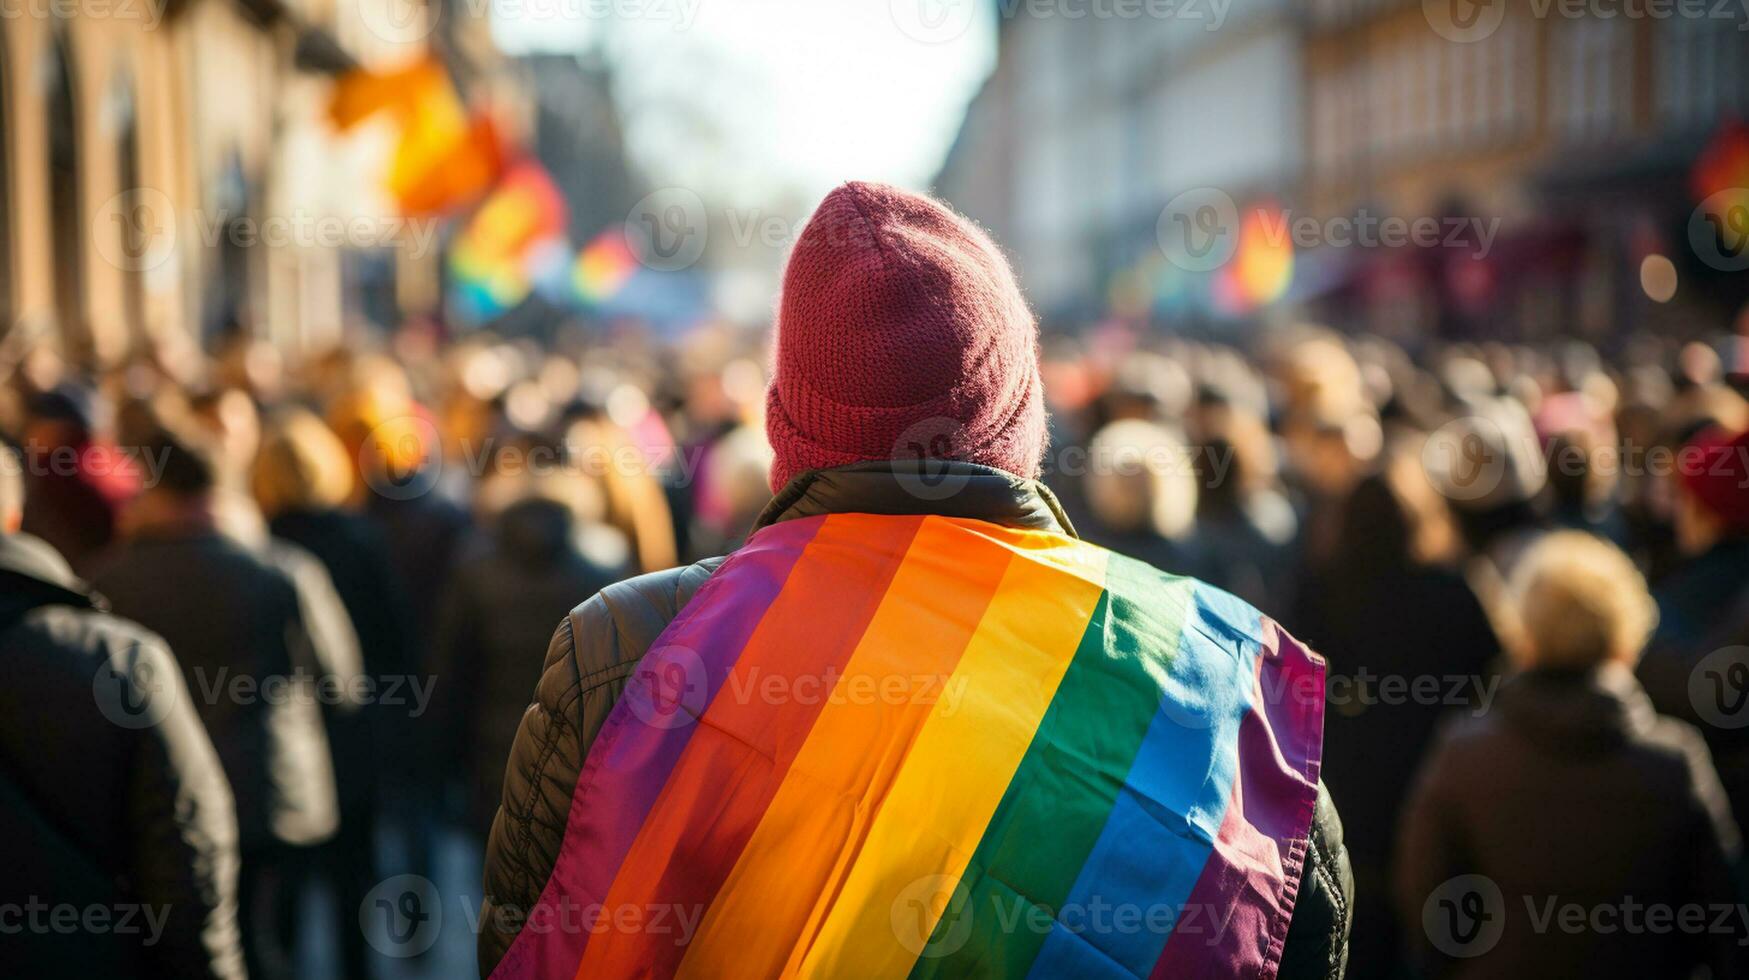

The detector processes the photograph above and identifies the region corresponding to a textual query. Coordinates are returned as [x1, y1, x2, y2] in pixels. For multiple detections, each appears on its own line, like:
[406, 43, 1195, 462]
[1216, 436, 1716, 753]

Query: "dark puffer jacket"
[0, 534, 245, 979]
[92, 527, 342, 851]
[478, 462, 1354, 978]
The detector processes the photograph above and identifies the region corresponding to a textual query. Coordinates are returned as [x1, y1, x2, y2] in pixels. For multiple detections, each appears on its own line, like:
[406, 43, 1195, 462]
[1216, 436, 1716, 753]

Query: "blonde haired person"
[252, 409, 355, 519]
[1395, 531, 1742, 978]
[252, 408, 413, 980]
[1509, 531, 1655, 670]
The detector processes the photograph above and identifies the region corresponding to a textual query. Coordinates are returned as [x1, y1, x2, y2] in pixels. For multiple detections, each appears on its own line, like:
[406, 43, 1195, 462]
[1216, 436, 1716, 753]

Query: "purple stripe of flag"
[1147, 616, 1325, 978]
[488, 516, 824, 979]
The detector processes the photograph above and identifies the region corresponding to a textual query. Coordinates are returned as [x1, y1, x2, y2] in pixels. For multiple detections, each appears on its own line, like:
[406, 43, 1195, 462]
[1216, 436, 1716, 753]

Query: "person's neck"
[126, 492, 219, 539]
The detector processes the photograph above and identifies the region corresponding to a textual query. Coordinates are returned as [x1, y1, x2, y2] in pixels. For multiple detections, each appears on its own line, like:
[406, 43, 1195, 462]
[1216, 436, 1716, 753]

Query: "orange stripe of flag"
[672, 517, 1018, 977]
[573, 513, 923, 979]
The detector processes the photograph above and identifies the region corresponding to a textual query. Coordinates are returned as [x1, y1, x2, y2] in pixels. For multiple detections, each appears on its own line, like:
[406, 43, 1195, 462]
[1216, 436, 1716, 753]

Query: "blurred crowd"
[3, 309, 1749, 978]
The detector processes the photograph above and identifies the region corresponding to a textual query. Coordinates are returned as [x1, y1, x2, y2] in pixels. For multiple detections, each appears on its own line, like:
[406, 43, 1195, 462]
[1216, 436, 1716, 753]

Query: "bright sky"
[491, 0, 998, 208]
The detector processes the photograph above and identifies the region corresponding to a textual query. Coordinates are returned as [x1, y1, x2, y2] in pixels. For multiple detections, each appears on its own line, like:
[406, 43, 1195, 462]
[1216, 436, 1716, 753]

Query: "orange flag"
[327, 58, 504, 215]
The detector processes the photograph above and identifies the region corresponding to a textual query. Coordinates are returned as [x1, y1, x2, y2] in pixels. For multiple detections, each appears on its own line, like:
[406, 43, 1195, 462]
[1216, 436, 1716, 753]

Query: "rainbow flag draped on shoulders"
[491, 512, 1325, 979]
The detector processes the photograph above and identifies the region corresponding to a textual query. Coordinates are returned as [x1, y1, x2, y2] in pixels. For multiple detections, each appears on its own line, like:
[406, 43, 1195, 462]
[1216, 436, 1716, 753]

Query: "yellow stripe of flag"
[787, 532, 1109, 977]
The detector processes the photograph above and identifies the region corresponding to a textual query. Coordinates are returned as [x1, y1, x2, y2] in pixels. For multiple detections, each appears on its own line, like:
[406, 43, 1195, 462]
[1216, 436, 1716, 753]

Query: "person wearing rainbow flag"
[478, 182, 1353, 979]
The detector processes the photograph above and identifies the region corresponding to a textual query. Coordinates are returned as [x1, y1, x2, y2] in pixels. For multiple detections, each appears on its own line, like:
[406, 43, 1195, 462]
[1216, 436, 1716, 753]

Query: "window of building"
[44, 34, 83, 355]
[1554, 16, 1632, 142]
[1657, 16, 1749, 131]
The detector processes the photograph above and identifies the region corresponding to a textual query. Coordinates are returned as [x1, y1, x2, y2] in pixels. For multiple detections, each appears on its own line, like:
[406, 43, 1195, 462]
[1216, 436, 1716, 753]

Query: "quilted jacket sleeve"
[1279, 781, 1354, 979]
[477, 559, 720, 977]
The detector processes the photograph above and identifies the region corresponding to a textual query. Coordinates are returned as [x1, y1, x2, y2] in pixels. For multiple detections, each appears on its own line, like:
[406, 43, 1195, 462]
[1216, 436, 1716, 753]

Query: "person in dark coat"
[1397, 531, 1742, 979]
[1305, 450, 1502, 980]
[1638, 424, 1749, 833]
[253, 408, 414, 979]
[432, 480, 628, 833]
[357, 410, 471, 883]
[90, 425, 342, 980]
[0, 447, 245, 980]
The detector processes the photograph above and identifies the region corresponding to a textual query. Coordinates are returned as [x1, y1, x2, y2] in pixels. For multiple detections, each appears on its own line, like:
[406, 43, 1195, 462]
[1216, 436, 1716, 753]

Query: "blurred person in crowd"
[432, 466, 629, 837]
[1079, 417, 1205, 578]
[1536, 391, 1628, 546]
[1420, 395, 1551, 645]
[329, 360, 469, 879]
[1192, 409, 1299, 616]
[1309, 445, 1501, 980]
[1280, 385, 1383, 576]
[1396, 531, 1741, 979]
[1639, 425, 1749, 827]
[565, 408, 679, 574]
[688, 421, 776, 557]
[479, 183, 1352, 978]
[254, 408, 413, 980]
[17, 382, 141, 574]
[0, 446, 245, 980]
[90, 423, 343, 980]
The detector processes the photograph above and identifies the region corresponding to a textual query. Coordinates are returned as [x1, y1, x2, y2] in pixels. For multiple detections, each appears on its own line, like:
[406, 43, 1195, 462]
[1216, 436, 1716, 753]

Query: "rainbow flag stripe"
[490, 513, 1325, 979]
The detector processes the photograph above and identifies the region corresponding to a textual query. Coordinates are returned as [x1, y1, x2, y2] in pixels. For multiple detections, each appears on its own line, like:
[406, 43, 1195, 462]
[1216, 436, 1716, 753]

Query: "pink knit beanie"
[765, 181, 1047, 492]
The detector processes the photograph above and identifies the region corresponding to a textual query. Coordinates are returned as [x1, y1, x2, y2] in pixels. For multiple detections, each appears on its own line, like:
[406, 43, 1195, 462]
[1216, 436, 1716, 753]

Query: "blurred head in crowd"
[1674, 426, 1749, 557]
[253, 409, 356, 519]
[1276, 335, 1381, 498]
[24, 382, 102, 446]
[1084, 419, 1197, 541]
[1335, 441, 1461, 573]
[764, 181, 1046, 491]
[1193, 408, 1278, 516]
[1424, 395, 1548, 549]
[188, 387, 263, 483]
[695, 423, 776, 549]
[1535, 391, 1619, 522]
[1510, 531, 1656, 670]
[121, 423, 222, 538]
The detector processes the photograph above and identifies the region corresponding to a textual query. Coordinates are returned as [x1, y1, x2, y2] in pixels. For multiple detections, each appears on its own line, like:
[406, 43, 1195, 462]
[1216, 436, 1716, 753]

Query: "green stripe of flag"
[909, 559, 1195, 979]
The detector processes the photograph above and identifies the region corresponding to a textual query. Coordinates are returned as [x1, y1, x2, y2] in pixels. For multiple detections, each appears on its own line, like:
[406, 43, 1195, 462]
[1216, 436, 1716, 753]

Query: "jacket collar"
[0, 533, 98, 612]
[1497, 663, 1655, 752]
[753, 460, 1076, 537]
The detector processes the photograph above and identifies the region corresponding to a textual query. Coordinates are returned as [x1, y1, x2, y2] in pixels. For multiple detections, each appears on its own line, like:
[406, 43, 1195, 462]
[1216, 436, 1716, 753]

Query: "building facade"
[1, 0, 443, 369]
[935, 0, 1303, 322]
[937, 0, 1749, 338]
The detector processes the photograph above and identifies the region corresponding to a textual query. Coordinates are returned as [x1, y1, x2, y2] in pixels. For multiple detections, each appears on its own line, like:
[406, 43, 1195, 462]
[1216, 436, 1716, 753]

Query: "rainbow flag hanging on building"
[490, 513, 1325, 979]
